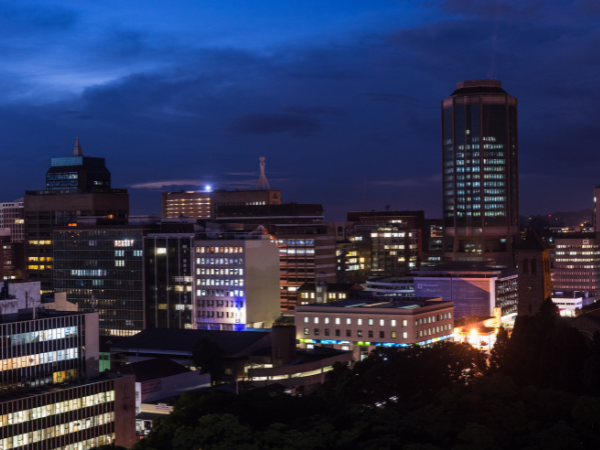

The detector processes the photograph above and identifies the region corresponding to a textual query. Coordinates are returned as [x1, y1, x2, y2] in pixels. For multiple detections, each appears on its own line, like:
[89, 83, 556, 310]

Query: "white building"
[551, 291, 584, 317]
[295, 297, 455, 360]
[194, 235, 281, 330]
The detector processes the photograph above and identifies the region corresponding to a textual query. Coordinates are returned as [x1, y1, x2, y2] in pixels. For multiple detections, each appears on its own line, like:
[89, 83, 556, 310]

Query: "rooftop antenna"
[73, 135, 83, 157]
[255, 156, 271, 190]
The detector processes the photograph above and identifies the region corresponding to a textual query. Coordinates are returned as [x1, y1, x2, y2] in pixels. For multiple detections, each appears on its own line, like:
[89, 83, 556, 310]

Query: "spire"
[73, 135, 83, 157]
[255, 156, 271, 190]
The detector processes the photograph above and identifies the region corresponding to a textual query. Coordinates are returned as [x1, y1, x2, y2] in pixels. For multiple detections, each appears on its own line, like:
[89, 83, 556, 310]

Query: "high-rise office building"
[441, 80, 519, 267]
[552, 235, 600, 301]
[194, 236, 280, 330]
[215, 204, 336, 311]
[46, 138, 111, 191]
[162, 189, 281, 220]
[0, 285, 136, 448]
[593, 186, 600, 231]
[24, 140, 129, 293]
[53, 224, 151, 337]
[0, 199, 25, 243]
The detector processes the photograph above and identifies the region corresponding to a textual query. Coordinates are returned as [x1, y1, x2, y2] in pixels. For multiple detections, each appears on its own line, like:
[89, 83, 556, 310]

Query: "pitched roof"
[111, 328, 271, 357]
[73, 136, 83, 157]
[109, 357, 190, 382]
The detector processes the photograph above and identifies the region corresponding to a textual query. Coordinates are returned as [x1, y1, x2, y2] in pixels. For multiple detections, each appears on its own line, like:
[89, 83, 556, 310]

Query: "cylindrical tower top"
[450, 79, 509, 97]
[456, 80, 501, 89]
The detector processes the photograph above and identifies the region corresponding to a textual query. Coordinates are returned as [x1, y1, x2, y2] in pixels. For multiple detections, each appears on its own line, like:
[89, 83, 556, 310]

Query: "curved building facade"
[442, 80, 519, 266]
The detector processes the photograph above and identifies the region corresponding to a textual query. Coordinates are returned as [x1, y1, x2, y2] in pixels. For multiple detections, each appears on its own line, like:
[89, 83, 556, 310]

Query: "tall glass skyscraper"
[442, 80, 519, 267]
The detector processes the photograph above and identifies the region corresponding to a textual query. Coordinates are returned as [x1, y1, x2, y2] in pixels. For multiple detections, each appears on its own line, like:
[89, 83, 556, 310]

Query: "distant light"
[204, 185, 212, 192]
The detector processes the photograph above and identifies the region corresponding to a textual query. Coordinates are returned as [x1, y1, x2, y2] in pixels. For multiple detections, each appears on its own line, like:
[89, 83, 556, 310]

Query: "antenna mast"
[255, 156, 271, 190]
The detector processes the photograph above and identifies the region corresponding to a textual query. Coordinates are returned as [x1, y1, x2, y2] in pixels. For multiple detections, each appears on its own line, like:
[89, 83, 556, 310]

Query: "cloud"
[364, 93, 419, 103]
[375, 174, 442, 187]
[0, 3, 78, 36]
[129, 179, 205, 190]
[282, 106, 344, 116]
[229, 113, 320, 136]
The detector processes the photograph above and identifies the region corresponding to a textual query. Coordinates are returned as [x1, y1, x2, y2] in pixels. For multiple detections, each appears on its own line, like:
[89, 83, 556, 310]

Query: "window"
[157, 248, 167, 255]
[357, 330, 363, 337]
[335, 318, 341, 325]
[303, 328, 309, 336]
[335, 329, 340, 336]
[402, 320, 408, 327]
[391, 331, 397, 339]
[346, 318, 352, 325]
[391, 320, 396, 327]
[379, 331, 384, 339]
[357, 319, 363, 326]
[368, 330, 374, 338]
[115, 250, 124, 257]
[368, 319, 374, 326]
[303, 317, 309, 323]
[379, 319, 385, 326]
[346, 330, 351, 337]
[403, 332, 408, 339]
[314, 317, 319, 324]
[115, 261, 124, 267]
[314, 328, 320, 336]
[324, 329, 330, 336]
[325, 317, 330, 324]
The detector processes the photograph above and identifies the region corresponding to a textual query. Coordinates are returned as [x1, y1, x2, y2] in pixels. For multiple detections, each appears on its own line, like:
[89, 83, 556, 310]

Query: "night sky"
[2, 0, 599, 220]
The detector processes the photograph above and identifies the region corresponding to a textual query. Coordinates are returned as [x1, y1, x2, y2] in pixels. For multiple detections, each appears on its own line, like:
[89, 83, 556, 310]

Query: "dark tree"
[488, 326, 510, 375]
[192, 336, 225, 384]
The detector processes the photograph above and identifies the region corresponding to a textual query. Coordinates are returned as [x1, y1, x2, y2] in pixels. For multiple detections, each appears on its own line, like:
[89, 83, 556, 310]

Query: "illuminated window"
[156, 248, 167, 255]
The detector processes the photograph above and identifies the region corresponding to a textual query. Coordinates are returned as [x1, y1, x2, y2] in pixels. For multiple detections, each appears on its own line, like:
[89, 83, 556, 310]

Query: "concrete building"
[215, 203, 336, 311]
[365, 276, 414, 297]
[441, 80, 519, 266]
[110, 328, 273, 383]
[295, 297, 454, 361]
[412, 264, 518, 319]
[0, 199, 24, 243]
[162, 189, 281, 220]
[46, 138, 111, 191]
[551, 291, 584, 317]
[0, 295, 136, 449]
[194, 235, 281, 330]
[25, 140, 129, 294]
[297, 281, 364, 305]
[0, 233, 25, 280]
[552, 234, 600, 302]
[53, 224, 151, 337]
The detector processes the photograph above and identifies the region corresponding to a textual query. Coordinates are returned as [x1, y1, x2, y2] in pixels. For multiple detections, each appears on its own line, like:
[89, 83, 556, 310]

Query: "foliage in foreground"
[132, 301, 600, 450]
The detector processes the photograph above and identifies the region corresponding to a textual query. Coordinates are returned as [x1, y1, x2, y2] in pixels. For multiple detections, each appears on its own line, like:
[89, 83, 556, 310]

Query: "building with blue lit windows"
[442, 80, 519, 267]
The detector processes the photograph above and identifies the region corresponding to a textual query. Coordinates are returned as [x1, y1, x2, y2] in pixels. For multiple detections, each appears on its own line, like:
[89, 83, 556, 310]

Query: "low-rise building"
[296, 280, 363, 305]
[365, 276, 414, 297]
[295, 297, 454, 360]
[412, 264, 518, 319]
[551, 291, 584, 317]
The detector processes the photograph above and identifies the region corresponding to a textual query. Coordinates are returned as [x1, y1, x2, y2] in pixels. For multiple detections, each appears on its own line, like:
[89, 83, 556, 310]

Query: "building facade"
[295, 298, 455, 360]
[144, 233, 195, 330]
[413, 265, 518, 319]
[162, 189, 281, 220]
[53, 226, 148, 337]
[517, 234, 552, 316]
[24, 192, 129, 293]
[194, 236, 281, 330]
[0, 200, 25, 243]
[552, 235, 600, 302]
[442, 80, 519, 266]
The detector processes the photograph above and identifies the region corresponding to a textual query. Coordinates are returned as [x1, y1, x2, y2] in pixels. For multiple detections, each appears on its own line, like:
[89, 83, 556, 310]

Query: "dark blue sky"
[1, 0, 599, 220]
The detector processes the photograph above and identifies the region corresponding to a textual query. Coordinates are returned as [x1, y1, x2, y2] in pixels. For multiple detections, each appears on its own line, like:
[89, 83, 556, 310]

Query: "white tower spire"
[255, 156, 271, 190]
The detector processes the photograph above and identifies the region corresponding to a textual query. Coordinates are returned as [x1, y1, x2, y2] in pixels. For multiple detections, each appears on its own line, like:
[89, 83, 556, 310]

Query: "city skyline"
[2, 1, 600, 220]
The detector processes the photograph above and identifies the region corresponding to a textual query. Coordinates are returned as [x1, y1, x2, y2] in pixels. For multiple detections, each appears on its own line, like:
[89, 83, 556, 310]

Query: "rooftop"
[412, 263, 518, 278]
[297, 297, 449, 310]
[111, 328, 271, 357]
[107, 357, 190, 382]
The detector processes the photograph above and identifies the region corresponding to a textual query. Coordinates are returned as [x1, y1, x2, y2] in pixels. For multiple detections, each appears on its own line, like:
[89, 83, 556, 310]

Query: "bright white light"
[204, 185, 212, 192]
